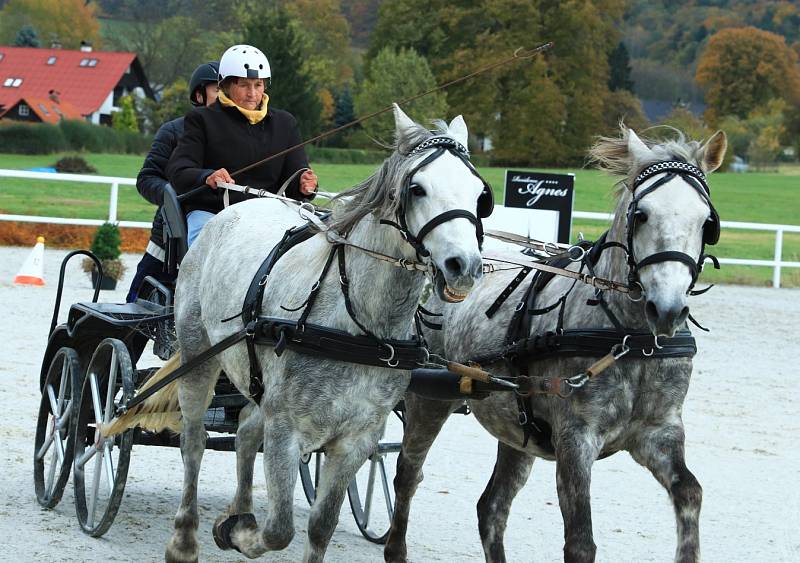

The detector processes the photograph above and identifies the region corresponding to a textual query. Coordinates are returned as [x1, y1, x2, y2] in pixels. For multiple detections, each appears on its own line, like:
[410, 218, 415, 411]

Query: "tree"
[354, 47, 448, 144]
[112, 95, 139, 133]
[366, 0, 626, 165]
[242, 6, 322, 137]
[696, 26, 800, 124]
[608, 42, 633, 92]
[14, 24, 39, 46]
[140, 79, 192, 134]
[102, 1, 244, 93]
[333, 88, 355, 128]
[0, 0, 100, 49]
[282, 0, 354, 89]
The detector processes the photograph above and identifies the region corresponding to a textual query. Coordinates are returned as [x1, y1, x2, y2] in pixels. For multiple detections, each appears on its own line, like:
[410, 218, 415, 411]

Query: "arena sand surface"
[0, 246, 797, 563]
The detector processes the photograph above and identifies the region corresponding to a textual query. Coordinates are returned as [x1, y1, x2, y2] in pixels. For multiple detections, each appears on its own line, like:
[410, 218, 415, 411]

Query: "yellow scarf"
[218, 90, 269, 125]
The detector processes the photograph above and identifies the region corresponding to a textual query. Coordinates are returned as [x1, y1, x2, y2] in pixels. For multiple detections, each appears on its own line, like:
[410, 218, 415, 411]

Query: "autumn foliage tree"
[696, 26, 800, 124]
[0, 0, 100, 49]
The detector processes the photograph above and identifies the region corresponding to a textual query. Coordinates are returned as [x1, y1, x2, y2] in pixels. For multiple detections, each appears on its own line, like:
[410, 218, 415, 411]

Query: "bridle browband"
[381, 136, 494, 261]
[624, 160, 720, 296]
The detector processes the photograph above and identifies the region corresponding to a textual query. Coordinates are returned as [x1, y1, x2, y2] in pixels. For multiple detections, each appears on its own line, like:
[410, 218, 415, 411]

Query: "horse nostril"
[444, 256, 466, 277]
[645, 300, 658, 322]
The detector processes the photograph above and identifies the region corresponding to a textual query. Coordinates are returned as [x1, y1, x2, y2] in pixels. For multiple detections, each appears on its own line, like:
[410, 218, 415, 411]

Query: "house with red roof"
[0, 45, 154, 125]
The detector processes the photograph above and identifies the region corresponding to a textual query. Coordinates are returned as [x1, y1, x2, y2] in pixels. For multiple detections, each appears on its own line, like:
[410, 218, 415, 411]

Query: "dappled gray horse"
[162, 106, 489, 562]
[385, 127, 727, 563]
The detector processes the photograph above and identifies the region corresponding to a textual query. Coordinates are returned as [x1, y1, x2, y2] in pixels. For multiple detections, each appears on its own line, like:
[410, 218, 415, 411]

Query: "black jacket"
[166, 101, 310, 214]
[136, 116, 184, 250]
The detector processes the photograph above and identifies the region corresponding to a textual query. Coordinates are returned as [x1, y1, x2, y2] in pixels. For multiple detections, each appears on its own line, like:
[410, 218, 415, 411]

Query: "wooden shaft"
[584, 353, 617, 378]
[447, 361, 492, 383]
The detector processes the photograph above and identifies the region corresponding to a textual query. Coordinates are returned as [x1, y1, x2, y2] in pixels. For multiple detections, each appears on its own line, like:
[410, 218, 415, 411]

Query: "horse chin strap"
[625, 161, 721, 297]
[380, 136, 492, 261]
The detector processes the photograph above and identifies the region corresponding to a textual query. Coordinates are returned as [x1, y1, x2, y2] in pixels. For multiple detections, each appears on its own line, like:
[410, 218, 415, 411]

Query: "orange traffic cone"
[14, 236, 46, 286]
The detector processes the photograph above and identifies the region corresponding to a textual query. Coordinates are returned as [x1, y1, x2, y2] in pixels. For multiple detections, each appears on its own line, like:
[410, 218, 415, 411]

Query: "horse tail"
[101, 351, 185, 437]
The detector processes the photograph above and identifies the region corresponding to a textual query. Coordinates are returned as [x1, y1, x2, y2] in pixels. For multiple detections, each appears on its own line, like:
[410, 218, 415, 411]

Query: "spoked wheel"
[299, 451, 325, 505]
[33, 347, 81, 508]
[347, 410, 404, 544]
[72, 338, 135, 537]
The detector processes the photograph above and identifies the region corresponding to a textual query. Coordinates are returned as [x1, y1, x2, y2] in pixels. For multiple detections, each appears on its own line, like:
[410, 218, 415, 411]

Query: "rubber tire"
[33, 347, 81, 508]
[72, 338, 135, 537]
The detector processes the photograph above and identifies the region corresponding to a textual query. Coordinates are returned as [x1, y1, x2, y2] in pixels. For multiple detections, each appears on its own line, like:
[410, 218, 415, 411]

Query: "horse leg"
[304, 437, 377, 563]
[212, 403, 262, 544]
[555, 433, 601, 563]
[384, 395, 460, 563]
[629, 425, 701, 563]
[477, 442, 536, 563]
[225, 413, 300, 558]
[164, 362, 219, 563]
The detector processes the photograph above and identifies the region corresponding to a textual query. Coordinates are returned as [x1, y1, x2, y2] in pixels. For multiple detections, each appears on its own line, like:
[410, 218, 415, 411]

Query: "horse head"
[331, 105, 491, 304]
[591, 127, 727, 337]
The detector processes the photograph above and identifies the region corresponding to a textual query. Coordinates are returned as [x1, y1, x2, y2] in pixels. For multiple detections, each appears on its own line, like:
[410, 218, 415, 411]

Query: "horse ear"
[700, 130, 727, 173]
[448, 115, 469, 147]
[626, 129, 653, 162]
[393, 103, 417, 138]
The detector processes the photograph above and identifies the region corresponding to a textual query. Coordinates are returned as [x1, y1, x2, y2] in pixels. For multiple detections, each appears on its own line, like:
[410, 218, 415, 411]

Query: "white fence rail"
[1, 169, 798, 287]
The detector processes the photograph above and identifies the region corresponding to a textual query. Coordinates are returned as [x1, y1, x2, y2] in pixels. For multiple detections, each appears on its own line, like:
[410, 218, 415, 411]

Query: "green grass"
[1, 153, 798, 286]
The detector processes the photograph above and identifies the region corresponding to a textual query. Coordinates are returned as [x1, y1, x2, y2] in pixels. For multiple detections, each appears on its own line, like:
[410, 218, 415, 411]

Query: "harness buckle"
[517, 410, 528, 426]
[258, 274, 268, 287]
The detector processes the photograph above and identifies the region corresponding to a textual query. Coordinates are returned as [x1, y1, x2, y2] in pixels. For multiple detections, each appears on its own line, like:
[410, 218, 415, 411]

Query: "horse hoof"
[212, 512, 257, 552]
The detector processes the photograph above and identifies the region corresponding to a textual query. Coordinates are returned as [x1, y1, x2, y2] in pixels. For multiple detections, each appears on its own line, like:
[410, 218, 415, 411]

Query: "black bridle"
[624, 160, 720, 296]
[381, 136, 494, 261]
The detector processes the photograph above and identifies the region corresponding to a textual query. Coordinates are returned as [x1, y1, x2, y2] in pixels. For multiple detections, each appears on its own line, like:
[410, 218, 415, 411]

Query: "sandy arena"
[0, 246, 797, 563]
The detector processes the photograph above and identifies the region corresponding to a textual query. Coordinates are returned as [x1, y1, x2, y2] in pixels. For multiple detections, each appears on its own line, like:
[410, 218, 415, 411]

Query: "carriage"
[32, 185, 410, 544]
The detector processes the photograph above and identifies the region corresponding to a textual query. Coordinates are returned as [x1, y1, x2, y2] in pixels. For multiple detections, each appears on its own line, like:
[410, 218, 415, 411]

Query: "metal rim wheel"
[347, 410, 404, 544]
[298, 451, 324, 505]
[34, 347, 81, 508]
[72, 338, 135, 537]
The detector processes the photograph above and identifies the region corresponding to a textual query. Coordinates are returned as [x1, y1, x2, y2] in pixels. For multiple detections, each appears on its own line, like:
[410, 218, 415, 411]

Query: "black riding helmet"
[188, 61, 219, 107]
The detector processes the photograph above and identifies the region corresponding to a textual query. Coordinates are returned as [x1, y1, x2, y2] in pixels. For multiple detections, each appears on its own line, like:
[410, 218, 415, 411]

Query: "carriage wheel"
[33, 347, 81, 508]
[298, 451, 324, 505]
[347, 410, 404, 544]
[72, 338, 135, 537]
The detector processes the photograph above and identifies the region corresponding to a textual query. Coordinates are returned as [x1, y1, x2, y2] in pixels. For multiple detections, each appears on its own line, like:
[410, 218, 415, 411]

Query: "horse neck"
[587, 188, 648, 330]
[339, 215, 425, 339]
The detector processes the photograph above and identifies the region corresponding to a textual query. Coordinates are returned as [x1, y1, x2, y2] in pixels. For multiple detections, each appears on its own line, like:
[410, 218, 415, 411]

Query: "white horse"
[385, 127, 727, 563]
[120, 105, 490, 562]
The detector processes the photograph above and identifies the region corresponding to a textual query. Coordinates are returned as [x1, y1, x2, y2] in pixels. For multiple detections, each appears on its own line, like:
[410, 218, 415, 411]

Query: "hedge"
[0, 121, 68, 154]
[0, 119, 150, 155]
[305, 145, 388, 164]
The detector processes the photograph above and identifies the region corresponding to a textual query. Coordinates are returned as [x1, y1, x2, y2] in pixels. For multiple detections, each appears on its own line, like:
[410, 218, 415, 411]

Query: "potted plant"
[82, 222, 126, 290]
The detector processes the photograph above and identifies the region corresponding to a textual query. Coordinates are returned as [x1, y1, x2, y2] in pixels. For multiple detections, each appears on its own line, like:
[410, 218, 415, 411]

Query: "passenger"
[167, 44, 318, 246]
[126, 61, 220, 302]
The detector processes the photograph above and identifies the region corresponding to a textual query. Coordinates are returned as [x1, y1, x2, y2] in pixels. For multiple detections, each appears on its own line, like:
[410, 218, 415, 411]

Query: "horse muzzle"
[433, 253, 482, 303]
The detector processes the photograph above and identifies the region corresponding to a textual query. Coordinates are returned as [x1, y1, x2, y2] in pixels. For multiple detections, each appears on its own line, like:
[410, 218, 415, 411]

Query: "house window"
[47, 56, 57, 65]
[12, 78, 22, 87]
[38, 104, 50, 115]
[3, 77, 22, 87]
[18, 104, 29, 117]
[79, 58, 89, 67]
[0, 53, 4, 62]
[3, 78, 12, 87]
[88, 59, 98, 67]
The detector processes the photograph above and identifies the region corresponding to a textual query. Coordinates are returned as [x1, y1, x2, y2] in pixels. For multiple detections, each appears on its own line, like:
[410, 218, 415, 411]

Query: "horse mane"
[326, 120, 450, 234]
[587, 124, 707, 195]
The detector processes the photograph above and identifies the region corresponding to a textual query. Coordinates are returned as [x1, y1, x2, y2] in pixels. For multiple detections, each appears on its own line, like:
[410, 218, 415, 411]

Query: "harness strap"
[119, 329, 250, 414]
[485, 266, 532, 318]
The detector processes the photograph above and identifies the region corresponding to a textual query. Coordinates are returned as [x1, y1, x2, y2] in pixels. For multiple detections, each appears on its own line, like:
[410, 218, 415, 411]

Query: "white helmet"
[218, 44, 271, 82]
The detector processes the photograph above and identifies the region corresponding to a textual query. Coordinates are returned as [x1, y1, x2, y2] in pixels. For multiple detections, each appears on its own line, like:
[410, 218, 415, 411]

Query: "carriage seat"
[161, 183, 188, 275]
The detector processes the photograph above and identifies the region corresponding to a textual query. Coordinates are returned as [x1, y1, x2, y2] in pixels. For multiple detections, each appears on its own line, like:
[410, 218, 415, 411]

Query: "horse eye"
[409, 184, 426, 197]
[635, 210, 648, 224]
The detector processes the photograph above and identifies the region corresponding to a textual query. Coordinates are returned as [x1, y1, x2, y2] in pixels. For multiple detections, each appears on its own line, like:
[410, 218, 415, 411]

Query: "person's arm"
[166, 111, 216, 194]
[279, 114, 315, 201]
[136, 121, 179, 206]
